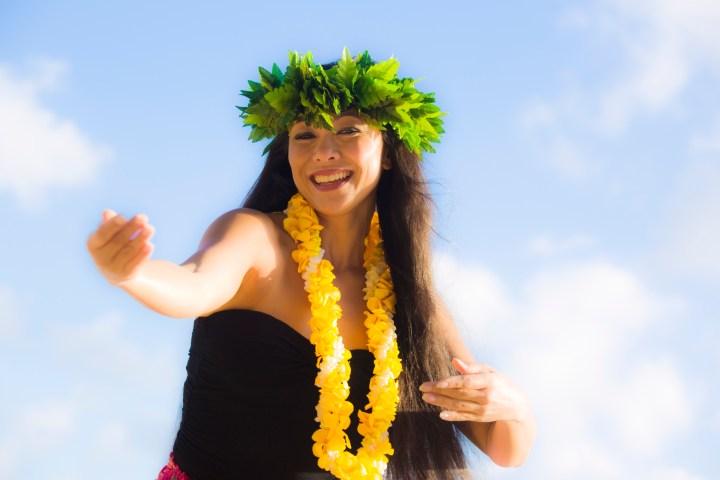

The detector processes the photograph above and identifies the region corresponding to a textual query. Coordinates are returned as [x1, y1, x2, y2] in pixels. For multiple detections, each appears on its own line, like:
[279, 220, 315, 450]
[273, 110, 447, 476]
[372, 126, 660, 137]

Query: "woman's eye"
[294, 132, 315, 140]
[338, 127, 360, 135]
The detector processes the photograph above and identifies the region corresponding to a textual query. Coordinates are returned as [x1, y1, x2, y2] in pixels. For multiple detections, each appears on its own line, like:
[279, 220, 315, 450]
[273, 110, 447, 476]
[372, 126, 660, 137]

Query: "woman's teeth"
[314, 172, 350, 184]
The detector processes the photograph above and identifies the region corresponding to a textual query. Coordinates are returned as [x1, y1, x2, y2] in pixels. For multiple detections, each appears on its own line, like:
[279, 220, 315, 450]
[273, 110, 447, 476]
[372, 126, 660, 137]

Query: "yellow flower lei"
[283, 193, 402, 480]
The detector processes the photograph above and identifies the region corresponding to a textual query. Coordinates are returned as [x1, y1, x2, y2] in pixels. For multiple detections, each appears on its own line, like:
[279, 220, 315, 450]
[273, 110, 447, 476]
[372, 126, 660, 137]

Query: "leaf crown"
[237, 48, 446, 155]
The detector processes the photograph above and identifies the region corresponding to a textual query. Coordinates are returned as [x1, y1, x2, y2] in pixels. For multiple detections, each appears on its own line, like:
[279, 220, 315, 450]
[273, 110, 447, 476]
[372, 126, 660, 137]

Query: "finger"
[102, 209, 118, 223]
[90, 213, 147, 254]
[422, 390, 492, 417]
[438, 409, 490, 423]
[130, 222, 155, 244]
[109, 222, 154, 266]
[422, 392, 498, 423]
[423, 372, 492, 391]
[422, 381, 490, 403]
[128, 216, 152, 241]
[452, 358, 496, 375]
[87, 213, 128, 250]
[140, 222, 156, 242]
[107, 214, 150, 248]
[418, 360, 495, 392]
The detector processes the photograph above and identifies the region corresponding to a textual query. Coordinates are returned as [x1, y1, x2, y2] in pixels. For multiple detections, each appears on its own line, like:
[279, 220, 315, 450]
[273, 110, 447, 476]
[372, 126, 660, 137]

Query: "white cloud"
[0, 58, 111, 209]
[545, 135, 596, 180]
[0, 284, 29, 340]
[0, 310, 185, 479]
[690, 118, 720, 153]
[21, 403, 76, 446]
[651, 468, 709, 480]
[518, 95, 599, 179]
[659, 159, 720, 280]
[520, 0, 720, 178]
[608, 358, 692, 455]
[434, 252, 514, 345]
[528, 233, 597, 256]
[0, 401, 76, 478]
[436, 255, 693, 478]
[519, 101, 558, 130]
[94, 423, 130, 452]
[596, 43, 688, 134]
[51, 312, 180, 389]
[571, 0, 720, 133]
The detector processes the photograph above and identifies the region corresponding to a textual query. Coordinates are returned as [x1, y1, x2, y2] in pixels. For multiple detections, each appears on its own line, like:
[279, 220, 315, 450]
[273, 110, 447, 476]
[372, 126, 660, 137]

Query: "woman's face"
[288, 112, 389, 218]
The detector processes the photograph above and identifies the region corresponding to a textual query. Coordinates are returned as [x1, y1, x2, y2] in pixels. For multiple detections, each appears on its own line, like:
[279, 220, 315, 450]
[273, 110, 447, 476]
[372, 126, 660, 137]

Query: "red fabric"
[157, 453, 191, 480]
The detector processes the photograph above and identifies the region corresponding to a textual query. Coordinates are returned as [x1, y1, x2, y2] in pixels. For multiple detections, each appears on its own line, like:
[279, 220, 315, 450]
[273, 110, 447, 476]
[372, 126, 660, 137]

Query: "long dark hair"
[243, 130, 469, 479]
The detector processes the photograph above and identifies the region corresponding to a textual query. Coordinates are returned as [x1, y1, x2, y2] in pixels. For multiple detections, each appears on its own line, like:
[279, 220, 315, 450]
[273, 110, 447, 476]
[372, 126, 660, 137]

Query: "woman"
[87, 49, 535, 480]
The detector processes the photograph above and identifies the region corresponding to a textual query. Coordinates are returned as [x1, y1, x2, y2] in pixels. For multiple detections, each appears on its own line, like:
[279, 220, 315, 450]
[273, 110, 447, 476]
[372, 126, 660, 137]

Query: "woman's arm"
[87, 208, 273, 318]
[419, 301, 536, 467]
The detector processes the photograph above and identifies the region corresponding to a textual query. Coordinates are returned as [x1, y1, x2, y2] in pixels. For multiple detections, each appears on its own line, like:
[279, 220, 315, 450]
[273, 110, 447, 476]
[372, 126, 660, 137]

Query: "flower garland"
[283, 193, 402, 479]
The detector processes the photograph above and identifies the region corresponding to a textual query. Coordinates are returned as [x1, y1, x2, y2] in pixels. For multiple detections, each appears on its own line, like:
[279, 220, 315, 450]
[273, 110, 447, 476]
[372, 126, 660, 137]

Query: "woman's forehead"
[291, 111, 366, 130]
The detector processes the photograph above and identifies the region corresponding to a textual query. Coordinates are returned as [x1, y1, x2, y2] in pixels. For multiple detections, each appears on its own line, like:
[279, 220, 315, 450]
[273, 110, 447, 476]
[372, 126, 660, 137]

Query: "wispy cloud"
[519, 0, 720, 178]
[434, 253, 515, 346]
[518, 97, 598, 180]
[0, 311, 185, 478]
[50, 312, 181, 389]
[658, 159, 720, 280]
[651, 468, 710, 480]
[0, 283, 30, 341]
[527, 233, 597, 256]
[0, 58, 112, 209]
[0, 401, 77, 478]
[690, 118, 720, 153]
[562, 0, 720, 133]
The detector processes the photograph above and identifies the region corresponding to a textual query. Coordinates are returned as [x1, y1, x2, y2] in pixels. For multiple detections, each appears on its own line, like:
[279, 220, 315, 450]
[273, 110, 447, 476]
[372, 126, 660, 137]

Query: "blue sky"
[1, 1, 719, 478]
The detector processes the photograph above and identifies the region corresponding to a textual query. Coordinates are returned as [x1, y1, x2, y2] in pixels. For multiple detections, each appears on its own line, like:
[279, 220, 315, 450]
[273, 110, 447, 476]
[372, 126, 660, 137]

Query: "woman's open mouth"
[311, 170, 353, 190]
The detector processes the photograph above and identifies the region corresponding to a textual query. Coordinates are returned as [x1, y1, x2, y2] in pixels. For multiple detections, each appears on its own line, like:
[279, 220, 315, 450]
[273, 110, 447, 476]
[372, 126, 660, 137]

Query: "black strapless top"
[172, 309, 374, 480]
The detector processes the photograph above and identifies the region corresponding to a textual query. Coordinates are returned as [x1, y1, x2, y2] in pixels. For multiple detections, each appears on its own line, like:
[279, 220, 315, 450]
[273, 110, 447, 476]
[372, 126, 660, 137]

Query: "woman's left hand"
[419, 358, 531, 424]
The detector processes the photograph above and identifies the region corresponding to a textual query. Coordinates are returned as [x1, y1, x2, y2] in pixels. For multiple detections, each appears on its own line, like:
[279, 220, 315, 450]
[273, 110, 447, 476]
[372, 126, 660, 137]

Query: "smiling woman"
[288, 113, 388, 222]
[86, 49, 535, 480]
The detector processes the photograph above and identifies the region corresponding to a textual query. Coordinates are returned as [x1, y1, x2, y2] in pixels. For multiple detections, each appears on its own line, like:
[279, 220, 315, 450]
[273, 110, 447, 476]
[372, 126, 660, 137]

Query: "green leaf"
[336, 48, 357, 89]
[365, 58, 399, 82]
[266, 83, 298, 114]
[258, 67, 276, 90]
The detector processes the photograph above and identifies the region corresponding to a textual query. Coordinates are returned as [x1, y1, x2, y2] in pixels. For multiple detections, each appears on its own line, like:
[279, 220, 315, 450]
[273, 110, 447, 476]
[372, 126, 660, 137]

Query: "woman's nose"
[314, 131, 339, 162]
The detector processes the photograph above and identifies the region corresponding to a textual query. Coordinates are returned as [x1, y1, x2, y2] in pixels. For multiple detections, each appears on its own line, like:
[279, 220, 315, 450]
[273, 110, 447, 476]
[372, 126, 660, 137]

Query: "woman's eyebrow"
[336, 111, 362, 120]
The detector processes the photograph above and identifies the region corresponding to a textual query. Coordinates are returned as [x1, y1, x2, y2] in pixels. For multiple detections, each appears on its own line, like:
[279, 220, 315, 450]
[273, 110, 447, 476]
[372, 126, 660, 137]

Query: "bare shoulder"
[190, 208, 292, 273]
[199, 208, 280, 248]
[187, 208, 293, 313]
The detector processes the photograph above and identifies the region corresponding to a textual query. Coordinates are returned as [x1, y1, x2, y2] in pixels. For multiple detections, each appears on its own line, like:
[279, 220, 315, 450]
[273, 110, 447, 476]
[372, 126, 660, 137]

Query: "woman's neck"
[317, 208, 374, 271]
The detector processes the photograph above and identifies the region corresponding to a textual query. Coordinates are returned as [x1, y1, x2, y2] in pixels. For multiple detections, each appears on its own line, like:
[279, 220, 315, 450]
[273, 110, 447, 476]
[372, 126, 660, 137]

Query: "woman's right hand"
[87, 209, 156, 286]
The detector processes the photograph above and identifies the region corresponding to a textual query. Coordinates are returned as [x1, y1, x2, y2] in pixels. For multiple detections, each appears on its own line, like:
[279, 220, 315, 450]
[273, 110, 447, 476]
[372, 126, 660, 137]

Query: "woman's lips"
[311, 170, 353, 190]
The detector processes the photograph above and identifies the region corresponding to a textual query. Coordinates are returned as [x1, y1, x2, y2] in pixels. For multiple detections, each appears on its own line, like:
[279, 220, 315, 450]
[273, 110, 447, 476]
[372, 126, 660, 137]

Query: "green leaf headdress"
[237, 48, 446, 155]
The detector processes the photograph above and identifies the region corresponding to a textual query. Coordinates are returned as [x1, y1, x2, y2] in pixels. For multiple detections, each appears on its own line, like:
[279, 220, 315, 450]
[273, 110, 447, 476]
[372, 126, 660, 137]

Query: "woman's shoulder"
[200, 208, 295, 271]
[209, 207, 276, 225]
[172, 208, 290, 315]
[200, 208, 287, 247]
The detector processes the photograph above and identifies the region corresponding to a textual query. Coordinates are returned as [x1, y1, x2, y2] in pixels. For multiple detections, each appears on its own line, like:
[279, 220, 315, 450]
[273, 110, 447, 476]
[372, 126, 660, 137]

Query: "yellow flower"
[284, 193, 402, 480]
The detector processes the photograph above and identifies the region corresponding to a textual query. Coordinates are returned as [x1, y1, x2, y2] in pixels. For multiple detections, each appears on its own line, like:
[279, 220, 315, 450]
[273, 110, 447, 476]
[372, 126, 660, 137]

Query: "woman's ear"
[382, 155, 392, 171]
